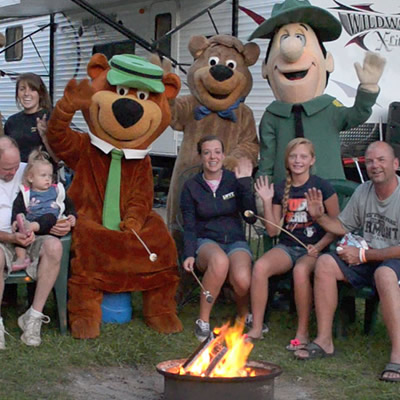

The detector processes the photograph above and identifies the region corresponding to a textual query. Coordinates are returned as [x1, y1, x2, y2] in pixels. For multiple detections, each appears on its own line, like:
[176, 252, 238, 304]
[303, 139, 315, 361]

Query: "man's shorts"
[196, 238, 253, 259]
[0, 235, 52, 280]
[274, 243, 309, 267]
[329, 252, 400, 289]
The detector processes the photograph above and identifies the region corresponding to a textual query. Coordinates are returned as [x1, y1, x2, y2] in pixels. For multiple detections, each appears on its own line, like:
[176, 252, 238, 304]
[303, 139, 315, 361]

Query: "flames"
[179, 319, 255, 378]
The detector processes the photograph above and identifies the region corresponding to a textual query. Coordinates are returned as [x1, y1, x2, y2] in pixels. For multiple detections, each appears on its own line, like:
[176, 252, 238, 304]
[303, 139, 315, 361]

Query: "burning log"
[181, 323, 228, 377]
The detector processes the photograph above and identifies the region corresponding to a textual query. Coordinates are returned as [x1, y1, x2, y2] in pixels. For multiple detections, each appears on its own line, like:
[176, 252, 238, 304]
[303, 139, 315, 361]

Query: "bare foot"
[11, 257, 29, 272]
[16, 214, 32, 235]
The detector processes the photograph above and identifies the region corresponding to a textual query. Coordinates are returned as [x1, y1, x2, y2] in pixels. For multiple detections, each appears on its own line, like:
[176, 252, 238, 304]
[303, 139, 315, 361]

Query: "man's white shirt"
[0, 163, 26, 233]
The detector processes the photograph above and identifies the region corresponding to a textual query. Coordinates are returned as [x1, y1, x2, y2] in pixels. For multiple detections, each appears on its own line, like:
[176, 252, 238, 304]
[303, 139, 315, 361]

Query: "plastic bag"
[336, 232, 369, 252]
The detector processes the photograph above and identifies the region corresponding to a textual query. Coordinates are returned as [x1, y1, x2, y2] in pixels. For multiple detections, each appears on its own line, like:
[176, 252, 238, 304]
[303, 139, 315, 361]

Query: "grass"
[0, 285, 399, 400]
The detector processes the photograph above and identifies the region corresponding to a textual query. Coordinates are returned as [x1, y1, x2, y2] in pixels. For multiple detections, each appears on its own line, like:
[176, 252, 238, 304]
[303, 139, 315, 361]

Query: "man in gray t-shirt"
[339, 176, 400, 250]
[294, 141, 400, 383]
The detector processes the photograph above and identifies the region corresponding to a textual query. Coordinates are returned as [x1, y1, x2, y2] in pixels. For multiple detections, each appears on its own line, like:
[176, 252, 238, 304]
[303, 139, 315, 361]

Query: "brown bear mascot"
[47, 53, 183, 339]
[166, 35, 260, 234]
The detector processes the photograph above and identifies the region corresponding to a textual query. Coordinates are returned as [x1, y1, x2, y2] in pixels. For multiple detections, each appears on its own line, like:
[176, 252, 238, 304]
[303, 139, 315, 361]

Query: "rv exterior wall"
[0, 0, 274, 157]
[0, 15, 50, 124]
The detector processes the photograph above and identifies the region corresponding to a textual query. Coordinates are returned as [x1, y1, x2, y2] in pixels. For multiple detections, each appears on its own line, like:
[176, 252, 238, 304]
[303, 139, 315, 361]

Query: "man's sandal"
[380, 363, 400, 382]
[294, 342, 335, 360]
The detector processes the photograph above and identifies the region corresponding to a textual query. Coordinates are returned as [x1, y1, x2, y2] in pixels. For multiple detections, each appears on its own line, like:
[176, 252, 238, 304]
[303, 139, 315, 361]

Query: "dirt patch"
[64, 365, 316, 400]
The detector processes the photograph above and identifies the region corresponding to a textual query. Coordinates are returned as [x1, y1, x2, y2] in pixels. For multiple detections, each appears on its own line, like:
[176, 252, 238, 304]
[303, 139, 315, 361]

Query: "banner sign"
[313, 0, 398, 122]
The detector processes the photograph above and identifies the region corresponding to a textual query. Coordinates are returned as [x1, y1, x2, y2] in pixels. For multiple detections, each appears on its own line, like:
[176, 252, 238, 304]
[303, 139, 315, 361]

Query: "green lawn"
[0, 287, 398, 400]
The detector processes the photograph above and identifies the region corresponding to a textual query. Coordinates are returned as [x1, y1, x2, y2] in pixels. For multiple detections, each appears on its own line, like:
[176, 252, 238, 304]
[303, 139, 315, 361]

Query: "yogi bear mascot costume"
[47, 54, 183, 339]
[249, 0, 386, 182]
[166, 35, 260, 234]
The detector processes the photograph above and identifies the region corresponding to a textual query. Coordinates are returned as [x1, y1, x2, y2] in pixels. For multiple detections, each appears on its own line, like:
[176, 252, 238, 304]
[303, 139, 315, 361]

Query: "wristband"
[359, 248, 367, 264]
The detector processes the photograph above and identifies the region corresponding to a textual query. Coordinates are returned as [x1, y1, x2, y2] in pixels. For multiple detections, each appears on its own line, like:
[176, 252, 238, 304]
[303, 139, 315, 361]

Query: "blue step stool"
[101, 292, 132, 324]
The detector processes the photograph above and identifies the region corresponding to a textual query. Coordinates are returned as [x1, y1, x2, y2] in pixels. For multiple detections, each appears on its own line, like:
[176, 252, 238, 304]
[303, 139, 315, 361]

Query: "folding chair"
[4, 234, 71, 335]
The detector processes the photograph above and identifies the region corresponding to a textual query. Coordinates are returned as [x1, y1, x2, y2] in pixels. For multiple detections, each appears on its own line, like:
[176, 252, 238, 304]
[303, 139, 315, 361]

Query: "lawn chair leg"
[334, 284, 355, 338]
[364, 294, 379, 335]
[53, 235, 71, 335]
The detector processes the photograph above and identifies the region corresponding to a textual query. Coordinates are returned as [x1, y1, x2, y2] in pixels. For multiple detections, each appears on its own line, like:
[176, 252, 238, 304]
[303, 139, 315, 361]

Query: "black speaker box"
[386, 102, 400, 145]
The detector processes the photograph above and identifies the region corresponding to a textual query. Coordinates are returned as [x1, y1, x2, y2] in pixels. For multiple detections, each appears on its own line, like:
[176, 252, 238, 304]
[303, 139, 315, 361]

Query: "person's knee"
[41, 237, 63, 262]
[252, 258, 272, 280]
[314, 255, 336, 279]
[234, 284, 249, 297]
[293, 264, 311, 284]
[231, 273, 251, 296]
[208, 253, 229, 272]
[374, 266, 396, 291]
[206, 257, 229, 281]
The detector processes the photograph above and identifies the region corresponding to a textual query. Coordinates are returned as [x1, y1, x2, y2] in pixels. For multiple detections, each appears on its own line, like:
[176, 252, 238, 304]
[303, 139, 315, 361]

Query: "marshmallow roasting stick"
[244, 210, 308, 250]
[130, 228, 158, 262]
[189, 268, 214, 304]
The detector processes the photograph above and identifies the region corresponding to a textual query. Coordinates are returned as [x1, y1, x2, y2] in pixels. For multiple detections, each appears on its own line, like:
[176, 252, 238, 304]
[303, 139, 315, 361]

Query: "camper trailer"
[0, 0, 269, 159]
[0, 0, 397, 168]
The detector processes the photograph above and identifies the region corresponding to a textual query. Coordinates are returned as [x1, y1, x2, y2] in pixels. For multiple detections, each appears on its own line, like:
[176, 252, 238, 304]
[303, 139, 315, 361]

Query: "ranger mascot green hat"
[107, 54, 165, 93]
[249, 0, 342, 42]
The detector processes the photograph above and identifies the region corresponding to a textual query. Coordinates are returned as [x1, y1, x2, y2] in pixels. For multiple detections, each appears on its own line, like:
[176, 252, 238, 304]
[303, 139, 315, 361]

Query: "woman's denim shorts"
[196, 238, 252, 259]
[274, 243, 308, 267]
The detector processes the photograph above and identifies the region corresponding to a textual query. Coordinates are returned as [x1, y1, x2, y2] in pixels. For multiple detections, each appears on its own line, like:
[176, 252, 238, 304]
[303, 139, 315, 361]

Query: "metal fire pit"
[156, 358, 282, 400]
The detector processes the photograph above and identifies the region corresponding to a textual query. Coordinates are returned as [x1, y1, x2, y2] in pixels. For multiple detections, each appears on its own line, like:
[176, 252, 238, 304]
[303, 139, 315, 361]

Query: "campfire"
[179, 319, 255, 377]
[157, 319, 282, 400]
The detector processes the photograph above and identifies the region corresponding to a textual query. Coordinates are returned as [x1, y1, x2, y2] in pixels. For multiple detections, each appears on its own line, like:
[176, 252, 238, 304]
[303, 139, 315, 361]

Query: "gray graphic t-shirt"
[338, 176, 400, 249]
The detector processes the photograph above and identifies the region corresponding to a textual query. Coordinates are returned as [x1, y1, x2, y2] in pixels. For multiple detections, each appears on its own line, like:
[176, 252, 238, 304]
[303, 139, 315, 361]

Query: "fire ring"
[157, 358, 283, 400]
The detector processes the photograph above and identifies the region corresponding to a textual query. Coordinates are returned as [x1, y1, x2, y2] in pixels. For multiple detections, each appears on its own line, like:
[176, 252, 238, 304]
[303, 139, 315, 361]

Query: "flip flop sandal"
[294, 342, 335, 361]
[244, 333, 264, 342]
[286, 338, 308, 351]
[379, 362, 400, 382]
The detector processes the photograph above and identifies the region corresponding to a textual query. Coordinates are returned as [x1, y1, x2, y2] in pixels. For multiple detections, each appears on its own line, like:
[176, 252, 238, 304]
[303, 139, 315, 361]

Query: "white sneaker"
[195, 319, 210, 342]
[18, 308, 50, 347]
[245, 313, 269, 334]
[0, 318, 5, 349]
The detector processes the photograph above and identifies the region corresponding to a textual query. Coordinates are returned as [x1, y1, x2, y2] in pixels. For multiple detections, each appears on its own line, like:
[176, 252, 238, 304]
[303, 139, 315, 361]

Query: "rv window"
[5, 25, 23, 62]
[92, 39, 135, 60]
[155, 13, 171, 57]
